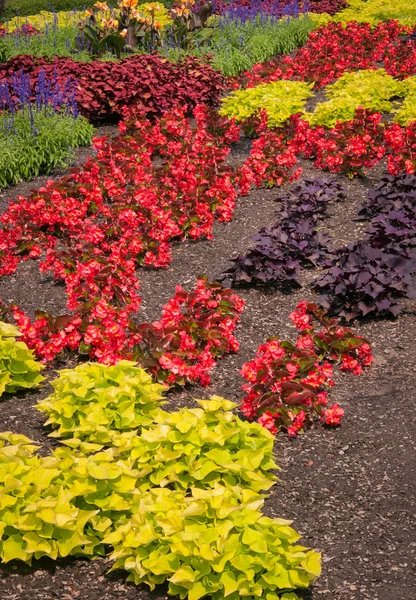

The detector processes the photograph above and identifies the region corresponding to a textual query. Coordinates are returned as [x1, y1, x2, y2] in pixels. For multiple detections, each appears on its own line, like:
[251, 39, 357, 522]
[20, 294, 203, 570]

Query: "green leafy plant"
[71, 397, 279, 492]
[394, 76, 416, 125]
[0, 431, 107, 563]
[0, 107, 94, 189]
[219, 80, 313, 127]
[333, 0, 416, 26]
[0, 396, 321, 600]
[82, 14, 126, 58]
[0, 322, 44, 397]
[107, 484, 321, 599]
[36, 361, 167, 443]
[307, 69, 404, 127]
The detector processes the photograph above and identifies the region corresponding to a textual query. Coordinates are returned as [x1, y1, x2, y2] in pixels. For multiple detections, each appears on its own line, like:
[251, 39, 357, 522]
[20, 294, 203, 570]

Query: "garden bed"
[0, 138, 414, 600]
[1, 1, 415, 599]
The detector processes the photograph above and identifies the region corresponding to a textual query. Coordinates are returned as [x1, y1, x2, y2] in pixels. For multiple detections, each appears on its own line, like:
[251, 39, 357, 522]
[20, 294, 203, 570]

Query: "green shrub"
[36, 361, 167, 443]
[307, 69, 404, 127]
[219, 80, 313, 127]
[0, 322, 44, 397]
[0, 106, 94, 189]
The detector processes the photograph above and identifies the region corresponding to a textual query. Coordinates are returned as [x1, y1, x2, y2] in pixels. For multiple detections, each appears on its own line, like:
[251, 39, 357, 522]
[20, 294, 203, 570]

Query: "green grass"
[0, 106, 94, 189]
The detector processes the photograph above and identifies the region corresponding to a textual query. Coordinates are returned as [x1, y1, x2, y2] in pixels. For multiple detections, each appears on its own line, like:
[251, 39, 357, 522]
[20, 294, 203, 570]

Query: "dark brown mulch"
[0, 137, 415, 600]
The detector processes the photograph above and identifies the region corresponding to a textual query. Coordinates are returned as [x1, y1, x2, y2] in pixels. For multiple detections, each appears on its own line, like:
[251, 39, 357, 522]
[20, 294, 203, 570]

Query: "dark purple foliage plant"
[220, 177, 344, 288]
[315, 173, 416, 320]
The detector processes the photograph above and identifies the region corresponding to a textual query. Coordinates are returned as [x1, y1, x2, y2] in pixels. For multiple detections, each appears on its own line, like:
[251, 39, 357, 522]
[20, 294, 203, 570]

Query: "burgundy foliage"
[0, 54, 225, 122]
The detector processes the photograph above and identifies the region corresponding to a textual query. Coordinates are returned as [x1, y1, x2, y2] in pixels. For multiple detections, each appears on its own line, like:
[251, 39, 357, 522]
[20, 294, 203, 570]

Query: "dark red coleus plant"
[0, 54, 225, 121]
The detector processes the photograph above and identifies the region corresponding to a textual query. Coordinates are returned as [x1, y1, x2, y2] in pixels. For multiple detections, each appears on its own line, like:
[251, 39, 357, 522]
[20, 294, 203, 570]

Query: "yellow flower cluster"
[134, 3, 173, 28]
[5, 9, 89, 32]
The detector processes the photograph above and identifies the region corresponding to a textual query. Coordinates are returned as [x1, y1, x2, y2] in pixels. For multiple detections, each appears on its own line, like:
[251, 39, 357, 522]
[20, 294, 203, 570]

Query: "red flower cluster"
[238, 112, 302, 190]
[239, 108, 416, 184]
[235, 21, 412, 90]
[0, 104, 245, 379]
[240, 302, 373, 437]
[10, 277, 244, 386]
[0, 55, 225, 121]
[384, 33, 416, 78]
[304, 109, 386, 178]
[384, 121, 416, 175]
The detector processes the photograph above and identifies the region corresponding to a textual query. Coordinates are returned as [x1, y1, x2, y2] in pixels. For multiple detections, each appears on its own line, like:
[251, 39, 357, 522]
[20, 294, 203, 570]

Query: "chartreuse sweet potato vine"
[219, 81, 314, 128]
[0, 373, 321, 599]
[0, 322, 44, 397]
[306, 69, 404, 127]
[333, 0, 416, 26]
[36, 361, 167, 443]
[225, 70, 416, 131]
[394, 76, 416, 126]
[107, 485, 321, 599]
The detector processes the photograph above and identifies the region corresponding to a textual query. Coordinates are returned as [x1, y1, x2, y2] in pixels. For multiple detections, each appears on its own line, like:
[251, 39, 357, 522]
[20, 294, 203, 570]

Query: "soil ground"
[0, 134, 415, 600]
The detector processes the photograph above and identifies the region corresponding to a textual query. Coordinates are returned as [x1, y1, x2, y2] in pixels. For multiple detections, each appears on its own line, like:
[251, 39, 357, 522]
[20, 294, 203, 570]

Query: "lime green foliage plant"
[0, 431, 106, 563]
[0, 107, 94, 189]
[0, 322, 44, 397]
[107, 485, 321, 598]
[307, 69, 404, 127]
[0, 392, 321, 599]
[333, 0, 416, 26]
[84, 397, 279, 492]
[36, 361, 167, 443]
[394, 76, 416, 126]
[219, 80, 313, 127]
[4, 8, 90, 31]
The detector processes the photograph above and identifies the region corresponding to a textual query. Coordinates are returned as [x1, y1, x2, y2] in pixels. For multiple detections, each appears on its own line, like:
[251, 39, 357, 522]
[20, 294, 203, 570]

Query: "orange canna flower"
[119, 0, 139, 8]
[94, 1, 109, 10]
